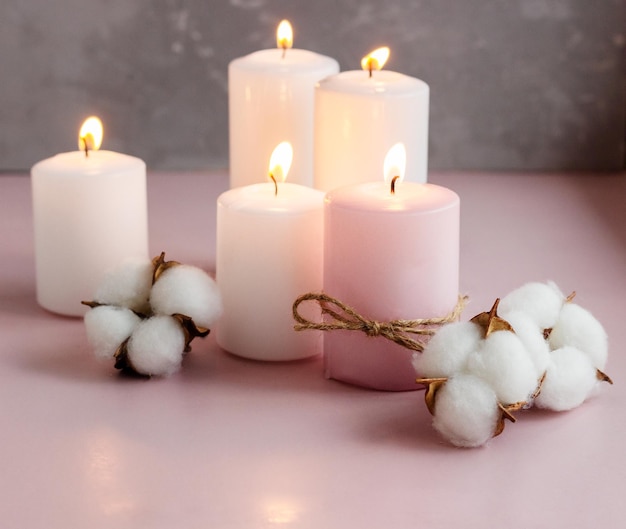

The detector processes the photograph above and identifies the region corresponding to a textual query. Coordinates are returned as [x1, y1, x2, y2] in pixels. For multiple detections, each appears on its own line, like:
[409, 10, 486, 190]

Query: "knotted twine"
[293, 293, 468, 352]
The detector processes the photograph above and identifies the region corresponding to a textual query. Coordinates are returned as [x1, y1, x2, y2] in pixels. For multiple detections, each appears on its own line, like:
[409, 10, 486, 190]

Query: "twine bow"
[292, 293, 468, 352]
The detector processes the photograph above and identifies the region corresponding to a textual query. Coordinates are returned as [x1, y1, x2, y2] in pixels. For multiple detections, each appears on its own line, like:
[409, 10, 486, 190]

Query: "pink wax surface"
[1, 170, 625, 529]
[324, 182, 460, 390]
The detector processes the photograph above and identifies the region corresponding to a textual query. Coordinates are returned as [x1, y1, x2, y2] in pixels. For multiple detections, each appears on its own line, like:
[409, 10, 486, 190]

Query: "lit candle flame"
[268, 141, 293, 195]
[276, 20, 293, 57]
[361, 46, 390, 77]
[383, 142, 406, 194]
[78, 116, 103, 156]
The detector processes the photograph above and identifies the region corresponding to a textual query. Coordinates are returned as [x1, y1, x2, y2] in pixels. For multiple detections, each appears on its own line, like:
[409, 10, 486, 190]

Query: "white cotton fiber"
[84, 305, 142, 360]
[549, 303, 608, 370]
[467, 330, 539, 405]
[506, 311, 551, 377]
[413, 321, 482, 378]
[432, 374, 500, 448]
[499, 282, 564, 330]
[94, 258, 153, 314]
[546, 281, 565, 298]
[150, 265, 223, 328]
[534, 346, 598, 411]
[126, 315, 186, 376]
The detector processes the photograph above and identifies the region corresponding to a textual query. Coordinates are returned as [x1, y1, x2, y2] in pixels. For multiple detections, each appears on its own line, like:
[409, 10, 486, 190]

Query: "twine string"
[293, 292, 467, 352]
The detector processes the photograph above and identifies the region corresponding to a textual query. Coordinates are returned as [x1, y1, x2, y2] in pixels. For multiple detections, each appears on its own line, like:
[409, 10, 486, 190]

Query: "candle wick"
[269, 173, 278, 196]
[80, 136, 90, 158]
[281, 45, 287, 59]
[368, 62, 373, 78]
[390, 175, 400, 194]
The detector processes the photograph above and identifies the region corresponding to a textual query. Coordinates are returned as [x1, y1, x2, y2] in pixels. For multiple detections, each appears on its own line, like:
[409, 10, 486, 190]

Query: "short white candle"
[229, 20, 339, 188]
[314, 47, 429, 192]
[216, 142, 324, 360]
[31, 117, 148, 316]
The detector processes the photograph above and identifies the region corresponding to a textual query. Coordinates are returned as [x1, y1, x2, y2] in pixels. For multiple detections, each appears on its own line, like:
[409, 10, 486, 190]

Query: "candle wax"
[229, 49, 339, 188]
[314, 70, 429, 192]
[323, 181, 459, 390]
[31, 150, 148, 316]
[216, 182, 324, 360]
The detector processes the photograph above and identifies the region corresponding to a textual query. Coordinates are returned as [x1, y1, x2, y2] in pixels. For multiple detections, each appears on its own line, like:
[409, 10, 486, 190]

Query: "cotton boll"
[506, 311, 551, 377]
[534, 346, 598, 411]
[94, 258, 153, 314]
[413, 321, 482, 378]
[499, 282, 564, 330]
[84, 305, 142, 360]
[126, 316, 186, 376]
[432, 374, 500, 448]
[546, 281, 564, 299]
[467, 330, 539, 405]
[150, 265, 223, 328]
[549, 303, 608, 370]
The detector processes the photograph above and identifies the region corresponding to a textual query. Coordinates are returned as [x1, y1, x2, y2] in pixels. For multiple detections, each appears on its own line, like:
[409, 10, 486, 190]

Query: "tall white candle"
[216, 142, 324, 360]
[229, 20, 339, 188]
[314, 47, 429, 192]
[323, 144, 459, 390]
[31, 117, 148, 316]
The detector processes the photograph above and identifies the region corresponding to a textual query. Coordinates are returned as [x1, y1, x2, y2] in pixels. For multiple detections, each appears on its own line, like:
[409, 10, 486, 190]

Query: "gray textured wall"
[1, 0, 624, 172]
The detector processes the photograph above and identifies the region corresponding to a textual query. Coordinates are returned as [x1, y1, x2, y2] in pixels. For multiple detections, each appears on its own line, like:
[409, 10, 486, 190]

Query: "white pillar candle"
[314, 47, 429, 192]
[31, 117, 148, 317]
[216, 142, 324, 360]
[323, 144, 459, 390]
[229, 20, 339, 189]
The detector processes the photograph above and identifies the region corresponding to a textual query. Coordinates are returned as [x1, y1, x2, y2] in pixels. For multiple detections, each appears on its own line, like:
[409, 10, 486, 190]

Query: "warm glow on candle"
[276, 20, 293, 52]
[384, 143, 406, 194]
[78, 116, 104, 153]
[268, 141, 293, 193]
[361, 46, 390, 75]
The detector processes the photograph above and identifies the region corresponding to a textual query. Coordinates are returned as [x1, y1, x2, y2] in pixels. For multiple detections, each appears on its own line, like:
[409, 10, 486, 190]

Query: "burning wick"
[77, 116, 103, 159]
[361, 47, 390, 79]
[269, 173, 278, 196]
[390, 175, 400, 194]
[79, 135, 93, 158]
[276, 20, 293, 60]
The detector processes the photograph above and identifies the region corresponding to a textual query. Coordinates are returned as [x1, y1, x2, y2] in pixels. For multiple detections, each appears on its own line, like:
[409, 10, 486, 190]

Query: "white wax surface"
[314, 70, 429, 192]
[323, 181, 459, 390]
[31, 150, 149, 316]
[229, 48, 339, 188]
[216, 182, 324, 360]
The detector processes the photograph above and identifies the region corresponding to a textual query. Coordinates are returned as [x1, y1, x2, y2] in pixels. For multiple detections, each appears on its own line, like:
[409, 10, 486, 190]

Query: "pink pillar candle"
[323, 181, 460, 390]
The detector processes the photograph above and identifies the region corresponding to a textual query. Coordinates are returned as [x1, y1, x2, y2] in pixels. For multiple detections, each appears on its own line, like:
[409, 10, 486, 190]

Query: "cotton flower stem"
[497, 403, 518, 424]
[112, 337, 143, 375]
[597, 369, 614, 384]
[531, 372, 547, 401]
[172, 313, 210, 352]
[81, 299, 150, 319]
[152, 252, 181, 284]
[415, 377, 447, 414]
[470, 298, 514, 338]
[494, 402, 525, 437]
[542, 292, 577, 339]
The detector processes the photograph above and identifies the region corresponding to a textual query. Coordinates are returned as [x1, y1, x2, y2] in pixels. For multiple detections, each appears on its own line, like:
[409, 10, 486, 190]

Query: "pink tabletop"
[1, 170, 625, 528]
